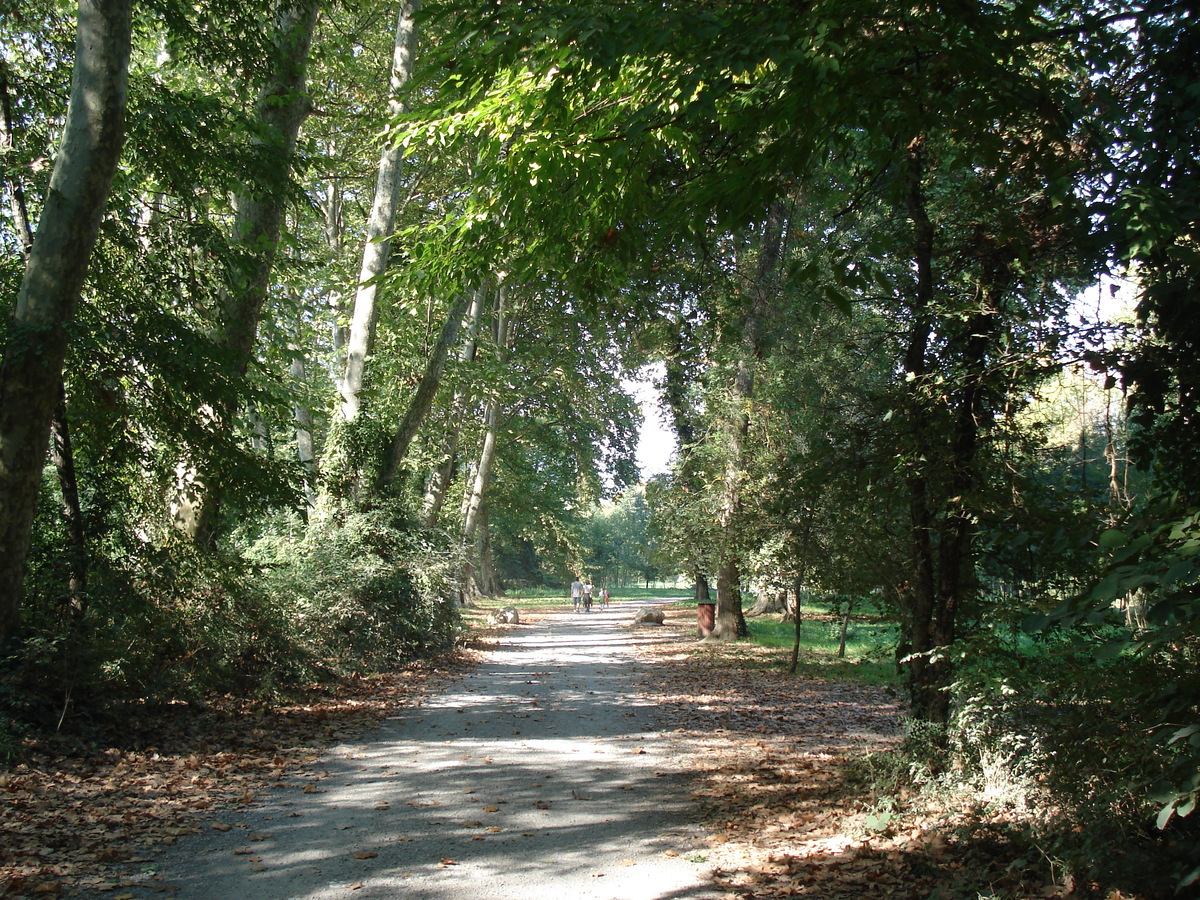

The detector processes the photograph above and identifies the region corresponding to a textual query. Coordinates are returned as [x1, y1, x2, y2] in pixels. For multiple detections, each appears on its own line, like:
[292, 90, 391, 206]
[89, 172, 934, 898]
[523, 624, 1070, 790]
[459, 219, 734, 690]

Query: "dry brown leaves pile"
[0, 658, 467, 899]
[634, 611, 1139, 900]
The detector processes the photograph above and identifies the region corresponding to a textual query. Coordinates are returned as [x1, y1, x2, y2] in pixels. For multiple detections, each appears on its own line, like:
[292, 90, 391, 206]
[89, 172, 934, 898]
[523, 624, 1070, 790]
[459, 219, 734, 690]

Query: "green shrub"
[246, 503, 463, 668]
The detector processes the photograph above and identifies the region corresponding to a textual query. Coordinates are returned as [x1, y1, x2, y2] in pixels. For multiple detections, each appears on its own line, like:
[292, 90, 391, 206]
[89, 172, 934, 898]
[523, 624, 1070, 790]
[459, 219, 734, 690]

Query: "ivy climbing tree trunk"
[900, 135, 1010, 726]
[899, 135, 943, 722]
[189, 0, 320, 546]
[3, 69, 91, 622]
[0, 0, 132, 649]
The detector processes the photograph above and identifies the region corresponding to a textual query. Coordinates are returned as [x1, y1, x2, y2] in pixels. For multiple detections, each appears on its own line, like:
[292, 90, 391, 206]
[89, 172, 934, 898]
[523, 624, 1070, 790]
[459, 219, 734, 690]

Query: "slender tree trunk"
[460, 285, 512, 599]
[50, 389, 88, 620]
[377, 288, 475, 492]
[189, 0, 320, 546]
[340, 0, 420, 422]
[788, 578, 804, 675]
[290, 354, 318, 509]
[423, 286, 486, 525]
[0, 58, 34, 262]
[837, 602, 851, 659]
[901, 136, 943, 722]
[0, 0, 131, 650]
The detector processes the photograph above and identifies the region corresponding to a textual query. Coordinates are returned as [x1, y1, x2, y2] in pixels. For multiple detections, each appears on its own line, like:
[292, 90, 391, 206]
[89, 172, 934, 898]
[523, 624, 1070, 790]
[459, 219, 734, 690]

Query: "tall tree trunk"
[712, 202, 786, 640]
[190, 0, 320, 546]
[477, 504, 502, 596]
[460, 284, 511, 598]
[3, 73, 91, 620]
[462, 401, 499, 546]
[902, 136, 1006, 726]
[0, 0, 132, 650]
[340, 0, 420, 422]
[901, 136, 943, 722]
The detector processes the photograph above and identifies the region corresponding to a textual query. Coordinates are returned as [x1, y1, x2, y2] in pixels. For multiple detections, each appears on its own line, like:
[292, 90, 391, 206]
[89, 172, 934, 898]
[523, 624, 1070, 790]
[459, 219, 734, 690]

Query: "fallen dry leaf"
[352, 852, 377, 860]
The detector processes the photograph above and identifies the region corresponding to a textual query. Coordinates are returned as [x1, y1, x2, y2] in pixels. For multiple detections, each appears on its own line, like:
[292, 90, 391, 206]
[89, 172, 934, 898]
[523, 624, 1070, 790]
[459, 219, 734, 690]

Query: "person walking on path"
[570, 576, 584, 611]
[583, 580, 594, 612]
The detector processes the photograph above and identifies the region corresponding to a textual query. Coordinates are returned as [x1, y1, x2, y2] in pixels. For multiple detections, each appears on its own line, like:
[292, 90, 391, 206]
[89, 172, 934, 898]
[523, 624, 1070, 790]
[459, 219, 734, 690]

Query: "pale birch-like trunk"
[4, 73, 91, 618]
[188, 0, 320, 546]
[0, 0, 132, 649]
[461, 285, 509, 546]
[340, 0, 420, 422]
[290, 354, 319, 509]
[458, 285, 513, 600]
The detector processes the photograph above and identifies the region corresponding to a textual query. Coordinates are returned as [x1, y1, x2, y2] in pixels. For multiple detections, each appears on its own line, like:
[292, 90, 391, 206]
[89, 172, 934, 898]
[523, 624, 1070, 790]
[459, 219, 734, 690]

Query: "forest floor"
[0, 600, 1127, 900]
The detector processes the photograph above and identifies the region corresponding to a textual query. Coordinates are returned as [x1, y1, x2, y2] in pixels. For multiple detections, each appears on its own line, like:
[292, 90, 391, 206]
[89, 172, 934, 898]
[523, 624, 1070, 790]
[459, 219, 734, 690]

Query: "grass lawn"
[470, 586, 691, 611]
[467, 587, 898, 687]
[746, 614, 900, 685]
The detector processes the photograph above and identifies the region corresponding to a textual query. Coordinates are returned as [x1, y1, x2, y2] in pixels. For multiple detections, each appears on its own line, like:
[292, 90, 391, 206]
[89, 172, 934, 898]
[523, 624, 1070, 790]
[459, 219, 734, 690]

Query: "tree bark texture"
[462, 284, 510, 542]
[289, 354, 318, 509]
[0, 0, 132, 649]
[190, 0, 320, 546]
[460, 284, 511, 599]
[340, 0, 420, 422]
[3, 73, 91, 618]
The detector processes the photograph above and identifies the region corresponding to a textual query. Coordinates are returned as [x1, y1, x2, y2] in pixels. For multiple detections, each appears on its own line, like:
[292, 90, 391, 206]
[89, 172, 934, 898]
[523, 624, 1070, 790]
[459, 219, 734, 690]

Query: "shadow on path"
[98, 600, 718, 900]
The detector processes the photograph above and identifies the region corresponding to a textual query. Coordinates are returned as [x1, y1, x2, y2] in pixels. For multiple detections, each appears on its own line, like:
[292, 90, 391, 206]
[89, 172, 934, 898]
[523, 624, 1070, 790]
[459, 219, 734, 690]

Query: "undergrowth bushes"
[851, 628, 1200, 898]
[246, 504, 463, 667]
[1, 499, 462, 737]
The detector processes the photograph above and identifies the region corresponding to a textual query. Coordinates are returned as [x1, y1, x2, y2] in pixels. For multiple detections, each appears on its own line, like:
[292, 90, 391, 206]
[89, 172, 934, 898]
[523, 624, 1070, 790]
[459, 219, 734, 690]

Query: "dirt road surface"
[92, 600, 721, 900]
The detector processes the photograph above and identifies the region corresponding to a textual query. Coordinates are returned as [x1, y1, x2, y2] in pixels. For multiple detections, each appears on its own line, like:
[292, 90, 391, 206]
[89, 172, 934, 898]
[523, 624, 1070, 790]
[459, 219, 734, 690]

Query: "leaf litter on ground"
[2, 608, 1156, 900]
[0, 656, 466, 898]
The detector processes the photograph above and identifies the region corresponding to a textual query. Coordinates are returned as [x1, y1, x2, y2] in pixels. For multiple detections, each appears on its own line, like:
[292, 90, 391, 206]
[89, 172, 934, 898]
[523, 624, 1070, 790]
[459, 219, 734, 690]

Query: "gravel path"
[109, 600, 719, 900]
